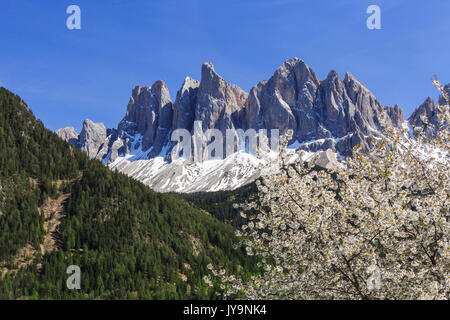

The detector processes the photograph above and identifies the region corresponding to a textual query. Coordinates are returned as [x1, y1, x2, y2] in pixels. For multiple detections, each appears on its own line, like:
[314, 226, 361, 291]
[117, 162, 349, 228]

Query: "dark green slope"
[0, 87, 256, 299]
[180, 182, 258, 227]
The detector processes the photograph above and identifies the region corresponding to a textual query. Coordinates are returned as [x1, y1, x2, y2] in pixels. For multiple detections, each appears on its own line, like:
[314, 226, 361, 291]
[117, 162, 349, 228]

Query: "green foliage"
[0, 88, 87, 260]
[180, 183, 258, 227]
[0, 88, 257, 299]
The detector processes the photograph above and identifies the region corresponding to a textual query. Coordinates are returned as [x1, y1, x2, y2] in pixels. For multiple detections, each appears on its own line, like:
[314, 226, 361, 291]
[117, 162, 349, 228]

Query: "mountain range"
[56, 58, 448, 193]
[0, 87, 256, 299]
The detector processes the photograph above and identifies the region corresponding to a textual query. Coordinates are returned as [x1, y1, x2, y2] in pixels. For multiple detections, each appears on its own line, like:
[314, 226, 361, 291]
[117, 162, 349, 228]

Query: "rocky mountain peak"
[325, 70, 340, 81]
[199, 62, 225, 98]
[79, 119, 107, 159]
[151, 80, 171, 105]
[408, 97, 437, 128]
[384, 104, 405, 128]
[130, 85, 152, 106]
[181, 77, 200, 93]
[343, 72, 370, 100]
[320, 70, 347, 111]
[196, 62, 247, 132]
[172, 77, 200, 131]
[343, 72, 356, 83]
[57, 58, 421, 193]
[119, 80, 174, 154]
[340, 71, 373, 102]
[201, 61, 216, 75]
[294, 59, 320, 89]
[244, 59, 320, 139]
[55, 126, 79, 144]
[438, 83, 449, 106]
[199, 62, 246, 104]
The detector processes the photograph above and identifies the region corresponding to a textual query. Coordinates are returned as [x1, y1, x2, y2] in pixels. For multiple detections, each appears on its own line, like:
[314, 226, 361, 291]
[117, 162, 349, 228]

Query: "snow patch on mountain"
[109, 151, 262, 193]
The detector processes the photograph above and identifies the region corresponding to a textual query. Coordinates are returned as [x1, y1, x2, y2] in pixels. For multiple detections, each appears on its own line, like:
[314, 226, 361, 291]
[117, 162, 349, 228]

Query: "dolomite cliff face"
[409, 97, 439, 128]
[55, 126, 79, 147]
[195, 62, 247, 133]
[57, 58, 437, 193]
[242, 58, 404, 156]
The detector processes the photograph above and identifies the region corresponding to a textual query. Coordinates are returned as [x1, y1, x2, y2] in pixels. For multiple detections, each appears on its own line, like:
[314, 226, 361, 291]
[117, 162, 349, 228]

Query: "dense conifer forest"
[180, 183, 258, 227]
[0, 88, 257, 299]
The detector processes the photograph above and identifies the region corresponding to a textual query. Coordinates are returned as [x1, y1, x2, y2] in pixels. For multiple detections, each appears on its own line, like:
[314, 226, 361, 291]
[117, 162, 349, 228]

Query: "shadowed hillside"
[0, 87, 257, 299]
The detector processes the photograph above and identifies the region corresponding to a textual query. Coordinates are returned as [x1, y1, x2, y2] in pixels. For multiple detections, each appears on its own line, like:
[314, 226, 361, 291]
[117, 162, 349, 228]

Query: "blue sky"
[0, 0, 449, 132]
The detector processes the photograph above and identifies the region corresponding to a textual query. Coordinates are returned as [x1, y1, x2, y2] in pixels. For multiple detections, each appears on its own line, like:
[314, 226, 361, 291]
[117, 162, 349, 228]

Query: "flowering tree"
[207, 80, 449, 300]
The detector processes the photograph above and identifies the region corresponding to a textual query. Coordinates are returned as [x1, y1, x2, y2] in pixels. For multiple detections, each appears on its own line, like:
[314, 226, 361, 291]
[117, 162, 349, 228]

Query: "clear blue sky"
[1, 0, 449, 132]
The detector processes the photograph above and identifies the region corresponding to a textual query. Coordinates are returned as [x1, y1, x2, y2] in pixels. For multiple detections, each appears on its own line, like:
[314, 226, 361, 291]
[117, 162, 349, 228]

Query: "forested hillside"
[0, 88, 257, 299]
[180, 183, 258, 227]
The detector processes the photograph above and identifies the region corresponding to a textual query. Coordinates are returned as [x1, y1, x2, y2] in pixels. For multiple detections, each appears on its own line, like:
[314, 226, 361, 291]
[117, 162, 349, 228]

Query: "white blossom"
[208, 80, 449, 300]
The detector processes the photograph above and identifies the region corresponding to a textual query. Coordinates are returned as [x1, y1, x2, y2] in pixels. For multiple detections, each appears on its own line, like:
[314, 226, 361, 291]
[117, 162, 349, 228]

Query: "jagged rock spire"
[58, 58, 410, 162]
[196, 62, 247, 132]
[408, 97, 438, 128]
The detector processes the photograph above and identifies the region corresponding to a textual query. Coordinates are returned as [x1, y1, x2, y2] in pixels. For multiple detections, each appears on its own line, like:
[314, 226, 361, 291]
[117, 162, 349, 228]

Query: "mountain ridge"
[0, 87, 256, 299]
[56, 58, 446, 193]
